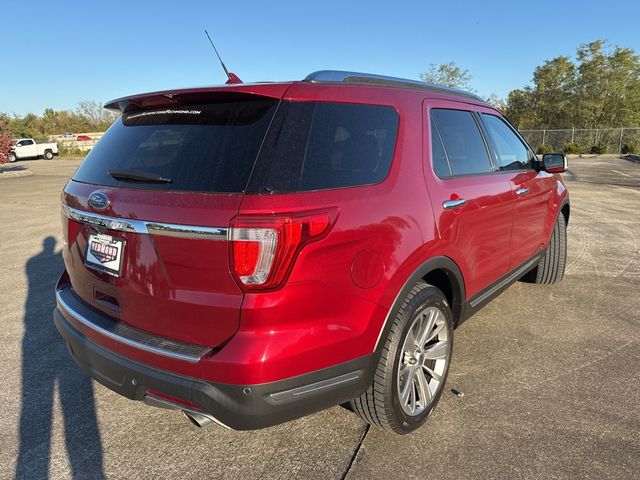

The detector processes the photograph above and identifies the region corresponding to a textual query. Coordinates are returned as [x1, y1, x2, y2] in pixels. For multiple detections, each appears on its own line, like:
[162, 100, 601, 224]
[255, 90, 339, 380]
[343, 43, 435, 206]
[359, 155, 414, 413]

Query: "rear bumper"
[53, 306, 375, 430]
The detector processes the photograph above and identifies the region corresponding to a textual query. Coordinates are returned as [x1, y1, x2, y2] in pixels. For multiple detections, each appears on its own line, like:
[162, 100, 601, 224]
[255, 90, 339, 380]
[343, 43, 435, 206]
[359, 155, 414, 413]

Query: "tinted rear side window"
[248, 102, 399, 193]
[72, 98, 278, 192]
[431, 109, 492, 177]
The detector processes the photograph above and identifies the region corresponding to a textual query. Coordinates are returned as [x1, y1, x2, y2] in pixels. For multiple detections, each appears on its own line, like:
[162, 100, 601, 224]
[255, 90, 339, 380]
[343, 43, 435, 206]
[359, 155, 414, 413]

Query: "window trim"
[428, 107, 495, 180]
[478, 113, 537, 173]
[430, 117, 453, 177]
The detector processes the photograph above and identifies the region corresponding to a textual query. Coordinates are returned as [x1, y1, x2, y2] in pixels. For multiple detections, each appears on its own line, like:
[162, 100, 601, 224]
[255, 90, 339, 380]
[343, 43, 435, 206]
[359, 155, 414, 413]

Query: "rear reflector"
[229, 209, 336, 290]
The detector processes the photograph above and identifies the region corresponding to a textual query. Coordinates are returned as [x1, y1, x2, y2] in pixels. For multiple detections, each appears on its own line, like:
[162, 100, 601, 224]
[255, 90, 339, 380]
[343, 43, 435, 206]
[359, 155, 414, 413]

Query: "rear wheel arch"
[422, 266, 463, 326]
[374, 256, 465, 355]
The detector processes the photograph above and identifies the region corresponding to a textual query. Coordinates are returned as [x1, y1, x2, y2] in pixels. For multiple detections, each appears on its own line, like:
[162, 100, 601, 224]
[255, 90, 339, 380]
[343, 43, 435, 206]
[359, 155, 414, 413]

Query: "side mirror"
[542, 153, 567, 173]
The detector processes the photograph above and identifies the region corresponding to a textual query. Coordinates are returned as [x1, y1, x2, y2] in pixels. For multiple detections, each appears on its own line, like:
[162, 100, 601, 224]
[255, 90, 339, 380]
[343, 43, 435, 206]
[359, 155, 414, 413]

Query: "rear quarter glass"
[72, 97, 279, 193]
[247, 102, 399, 194]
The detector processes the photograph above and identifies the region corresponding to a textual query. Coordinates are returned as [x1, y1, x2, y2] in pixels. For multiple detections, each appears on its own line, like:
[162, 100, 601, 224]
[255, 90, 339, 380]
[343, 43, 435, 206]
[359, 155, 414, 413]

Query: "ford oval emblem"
[88, 191, 110, 210]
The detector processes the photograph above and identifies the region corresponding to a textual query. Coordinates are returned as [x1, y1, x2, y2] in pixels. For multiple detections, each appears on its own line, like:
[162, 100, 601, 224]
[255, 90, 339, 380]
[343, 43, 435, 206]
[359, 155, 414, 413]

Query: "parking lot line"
[613, 185, 640, 194]
[611, 169, 631, 177]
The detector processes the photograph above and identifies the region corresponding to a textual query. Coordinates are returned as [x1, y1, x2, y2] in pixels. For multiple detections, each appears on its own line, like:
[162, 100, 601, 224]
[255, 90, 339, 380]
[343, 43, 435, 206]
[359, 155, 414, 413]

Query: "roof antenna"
[204, 30, 242, 84]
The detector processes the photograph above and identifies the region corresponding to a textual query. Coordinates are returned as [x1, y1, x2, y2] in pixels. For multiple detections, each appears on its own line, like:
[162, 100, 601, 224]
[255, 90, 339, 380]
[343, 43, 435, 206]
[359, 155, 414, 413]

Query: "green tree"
[505, 40, 640, 129]
[575, 41, 640, 127]
[530, 56, 576, 128]
[10, 113, 46, 140]
[0, 101, 120, 140]
[420, 61, 474, 91]
[504, 88, 538, 128]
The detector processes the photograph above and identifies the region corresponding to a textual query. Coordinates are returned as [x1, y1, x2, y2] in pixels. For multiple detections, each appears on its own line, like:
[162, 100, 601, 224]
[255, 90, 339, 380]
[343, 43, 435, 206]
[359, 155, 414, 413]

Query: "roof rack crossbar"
[303, 70, 484, 102]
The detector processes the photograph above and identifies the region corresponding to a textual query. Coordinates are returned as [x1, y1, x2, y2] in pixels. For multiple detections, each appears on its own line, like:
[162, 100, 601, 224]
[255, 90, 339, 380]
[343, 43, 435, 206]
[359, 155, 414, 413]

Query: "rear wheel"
[525, 214, 567, 284]
[351, 282, 453, 434]
[44, 150, 54, 160]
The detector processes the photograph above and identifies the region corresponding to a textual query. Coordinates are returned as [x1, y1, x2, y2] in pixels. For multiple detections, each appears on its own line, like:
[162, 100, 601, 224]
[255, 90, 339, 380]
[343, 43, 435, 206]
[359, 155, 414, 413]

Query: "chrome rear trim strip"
[56, 288, 212, 363]
[63, 204, 148, 234]
[62, 205, 228, 240]
[145, 222, 227, 240]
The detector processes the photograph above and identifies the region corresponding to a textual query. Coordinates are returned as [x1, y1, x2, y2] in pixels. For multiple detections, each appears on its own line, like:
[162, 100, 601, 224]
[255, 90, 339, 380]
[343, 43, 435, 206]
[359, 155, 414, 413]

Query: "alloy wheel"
[397, 306, 450, 416]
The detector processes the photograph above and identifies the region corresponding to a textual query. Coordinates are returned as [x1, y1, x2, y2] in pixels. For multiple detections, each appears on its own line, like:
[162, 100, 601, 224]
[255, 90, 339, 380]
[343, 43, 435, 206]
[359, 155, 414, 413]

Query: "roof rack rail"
[304, 70, 485, 102]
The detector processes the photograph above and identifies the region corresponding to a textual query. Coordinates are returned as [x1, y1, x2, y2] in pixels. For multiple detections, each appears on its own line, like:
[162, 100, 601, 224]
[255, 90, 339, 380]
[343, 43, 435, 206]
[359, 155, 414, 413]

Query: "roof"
[104, 70, 486, 112]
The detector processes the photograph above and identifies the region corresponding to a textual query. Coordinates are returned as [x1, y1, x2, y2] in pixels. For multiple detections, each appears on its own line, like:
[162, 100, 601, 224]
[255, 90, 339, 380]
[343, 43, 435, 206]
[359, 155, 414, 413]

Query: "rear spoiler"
[104, 83, 292, 113]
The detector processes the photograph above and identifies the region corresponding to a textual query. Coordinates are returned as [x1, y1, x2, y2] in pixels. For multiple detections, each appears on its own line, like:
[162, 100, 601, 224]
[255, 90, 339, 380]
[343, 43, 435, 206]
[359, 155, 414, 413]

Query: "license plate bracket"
[85, 233, 125, 276]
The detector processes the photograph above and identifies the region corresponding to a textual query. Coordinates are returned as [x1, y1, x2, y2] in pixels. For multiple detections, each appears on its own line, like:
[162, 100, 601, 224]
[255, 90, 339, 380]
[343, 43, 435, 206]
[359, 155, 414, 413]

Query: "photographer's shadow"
[16, 237, 105, 479]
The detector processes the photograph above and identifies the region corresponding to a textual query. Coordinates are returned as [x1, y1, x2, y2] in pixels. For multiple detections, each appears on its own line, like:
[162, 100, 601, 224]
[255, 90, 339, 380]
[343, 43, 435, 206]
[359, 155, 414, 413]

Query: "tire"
[8, 152, 17, 163]
[525, 213, 567, 284]
[351, 282, 454, 434]
[43, 150, 53, 160]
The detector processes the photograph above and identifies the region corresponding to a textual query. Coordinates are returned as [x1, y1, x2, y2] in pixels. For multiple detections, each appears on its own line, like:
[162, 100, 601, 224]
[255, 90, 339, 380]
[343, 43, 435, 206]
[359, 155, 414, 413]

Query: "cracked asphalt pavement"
[1, 156, 638, 479]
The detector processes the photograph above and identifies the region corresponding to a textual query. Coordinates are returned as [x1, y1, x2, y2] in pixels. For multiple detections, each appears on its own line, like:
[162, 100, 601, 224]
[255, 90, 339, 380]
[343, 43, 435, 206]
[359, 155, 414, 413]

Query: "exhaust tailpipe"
[182, 410, 215, 428]
[145, 392, 230, 429]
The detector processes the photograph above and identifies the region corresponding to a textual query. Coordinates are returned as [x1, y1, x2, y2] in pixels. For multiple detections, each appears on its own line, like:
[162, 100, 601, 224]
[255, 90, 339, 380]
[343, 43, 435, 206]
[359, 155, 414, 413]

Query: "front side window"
[481, 114, 533, 171]
[430, 109, 492, 177]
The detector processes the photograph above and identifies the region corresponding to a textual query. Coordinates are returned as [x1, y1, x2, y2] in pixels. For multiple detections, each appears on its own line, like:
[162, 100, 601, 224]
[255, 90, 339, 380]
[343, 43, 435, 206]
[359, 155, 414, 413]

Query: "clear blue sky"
[3, 0, 639, 115]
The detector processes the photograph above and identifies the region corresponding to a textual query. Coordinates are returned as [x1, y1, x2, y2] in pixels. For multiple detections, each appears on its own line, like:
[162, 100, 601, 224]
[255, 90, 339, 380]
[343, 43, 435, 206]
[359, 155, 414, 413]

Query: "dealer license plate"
[85, 233, 125, 276]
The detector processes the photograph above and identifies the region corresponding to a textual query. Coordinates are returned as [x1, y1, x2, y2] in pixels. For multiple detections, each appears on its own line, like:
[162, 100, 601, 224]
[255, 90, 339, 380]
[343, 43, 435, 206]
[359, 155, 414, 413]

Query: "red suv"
[54, 71, 569, 434]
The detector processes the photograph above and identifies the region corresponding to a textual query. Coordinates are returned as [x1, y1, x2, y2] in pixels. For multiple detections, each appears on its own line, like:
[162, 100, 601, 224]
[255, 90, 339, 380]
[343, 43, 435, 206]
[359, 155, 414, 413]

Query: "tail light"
[229, 209, 337, 291]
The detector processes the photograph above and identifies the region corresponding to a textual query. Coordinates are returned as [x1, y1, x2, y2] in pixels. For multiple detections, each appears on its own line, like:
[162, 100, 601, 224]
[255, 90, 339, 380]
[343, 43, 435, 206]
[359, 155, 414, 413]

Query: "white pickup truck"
[9, 138, 59, 162]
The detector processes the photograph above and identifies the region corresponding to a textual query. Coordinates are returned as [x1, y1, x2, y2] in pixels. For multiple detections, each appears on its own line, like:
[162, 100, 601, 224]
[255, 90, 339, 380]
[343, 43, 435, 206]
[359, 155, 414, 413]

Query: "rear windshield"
[72, 98, 278, 193]
[248, 102, 399, 193]
[73, 98, 399, 194]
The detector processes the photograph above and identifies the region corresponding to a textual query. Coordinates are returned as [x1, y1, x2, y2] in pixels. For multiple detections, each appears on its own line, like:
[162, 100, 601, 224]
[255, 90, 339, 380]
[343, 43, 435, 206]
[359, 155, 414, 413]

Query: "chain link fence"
[520, 128, 640, 155]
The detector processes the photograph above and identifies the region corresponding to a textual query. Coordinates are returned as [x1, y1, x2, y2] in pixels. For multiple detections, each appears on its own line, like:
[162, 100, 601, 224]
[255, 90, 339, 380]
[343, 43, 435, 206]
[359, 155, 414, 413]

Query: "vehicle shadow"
[16, 237, 105, 479]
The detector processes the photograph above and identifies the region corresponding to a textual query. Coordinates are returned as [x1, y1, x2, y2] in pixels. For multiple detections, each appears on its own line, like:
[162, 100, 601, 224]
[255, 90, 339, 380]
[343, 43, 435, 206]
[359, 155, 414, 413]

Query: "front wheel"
[8, 152, 17, 163]
[351, 282, 453, 434]
[524, 213, 567, 284]
[43, 150, 54, 160]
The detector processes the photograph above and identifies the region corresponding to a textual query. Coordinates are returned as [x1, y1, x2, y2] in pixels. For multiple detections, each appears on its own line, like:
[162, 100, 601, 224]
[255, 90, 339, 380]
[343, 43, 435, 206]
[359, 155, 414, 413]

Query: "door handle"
[443, 199, 467, 210]
[515, 188, 529, 196]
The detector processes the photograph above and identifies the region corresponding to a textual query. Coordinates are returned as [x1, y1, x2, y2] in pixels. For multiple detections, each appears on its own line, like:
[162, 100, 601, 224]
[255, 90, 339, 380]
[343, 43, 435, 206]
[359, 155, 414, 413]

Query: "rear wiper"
[108, 170, 172, 184]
